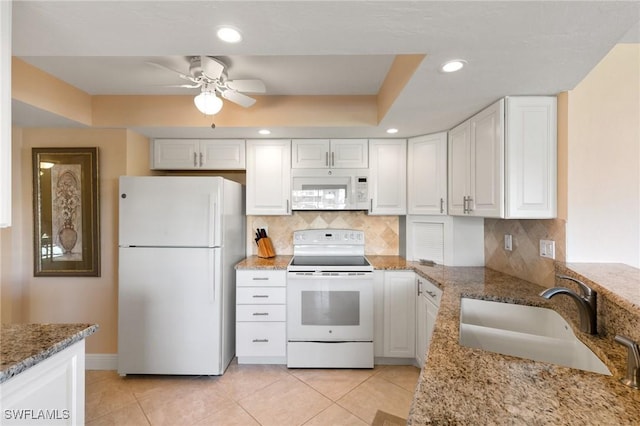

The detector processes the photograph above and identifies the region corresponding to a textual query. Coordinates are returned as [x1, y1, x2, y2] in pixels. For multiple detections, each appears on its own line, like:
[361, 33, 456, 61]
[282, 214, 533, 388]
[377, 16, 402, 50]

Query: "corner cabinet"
[415, 276, 442, 367]
[369, 139, 407, 215]
[408, 133, 447, 215]
[151, 139, 246, 170]
[246, 140, 291, 215]
[292, 139, 368, 169]
[448, 96, 557, 218]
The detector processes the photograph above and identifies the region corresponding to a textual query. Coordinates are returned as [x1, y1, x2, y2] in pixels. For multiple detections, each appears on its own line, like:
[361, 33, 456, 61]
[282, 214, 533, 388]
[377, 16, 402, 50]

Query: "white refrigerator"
[117, 176, 244, 376]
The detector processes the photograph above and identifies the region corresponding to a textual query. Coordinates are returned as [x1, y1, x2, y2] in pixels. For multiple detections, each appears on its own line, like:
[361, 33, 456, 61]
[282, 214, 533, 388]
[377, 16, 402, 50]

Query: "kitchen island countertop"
[1, 323, 98, 384]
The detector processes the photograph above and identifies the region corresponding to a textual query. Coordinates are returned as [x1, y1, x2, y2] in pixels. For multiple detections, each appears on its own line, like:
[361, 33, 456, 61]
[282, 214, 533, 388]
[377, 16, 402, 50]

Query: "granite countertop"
[1, 323, 98, 384]
[235, 255, 292, 270]
[406, 263, 640, 425]
[236, 255, 640, 424]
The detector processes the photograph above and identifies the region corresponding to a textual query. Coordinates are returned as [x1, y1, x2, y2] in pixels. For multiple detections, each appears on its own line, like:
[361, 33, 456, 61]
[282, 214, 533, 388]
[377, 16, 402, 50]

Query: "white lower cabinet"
[374, 270, 442, 368]
[382, 271, 416, 359]
[0, 341, 85, 426]
[415, 276, 442, 367]
[236, 270, 287, 364]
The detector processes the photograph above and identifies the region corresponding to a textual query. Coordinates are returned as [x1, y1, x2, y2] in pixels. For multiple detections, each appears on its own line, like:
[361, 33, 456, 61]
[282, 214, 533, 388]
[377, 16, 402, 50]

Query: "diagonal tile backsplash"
[484, 218, 566, 287]
[247, 212, 399, 256]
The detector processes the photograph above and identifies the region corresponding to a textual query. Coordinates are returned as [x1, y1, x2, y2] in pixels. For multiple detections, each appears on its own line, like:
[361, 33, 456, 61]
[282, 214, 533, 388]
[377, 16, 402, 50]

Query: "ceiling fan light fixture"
[217, 26, 242, 43]
[440, 59, 467, 73]
[194, 91, 223, 115]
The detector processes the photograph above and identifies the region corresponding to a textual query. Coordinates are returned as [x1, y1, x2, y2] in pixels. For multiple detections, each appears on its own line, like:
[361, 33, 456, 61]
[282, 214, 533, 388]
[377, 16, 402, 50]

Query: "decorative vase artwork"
[51, 165, 83, 261]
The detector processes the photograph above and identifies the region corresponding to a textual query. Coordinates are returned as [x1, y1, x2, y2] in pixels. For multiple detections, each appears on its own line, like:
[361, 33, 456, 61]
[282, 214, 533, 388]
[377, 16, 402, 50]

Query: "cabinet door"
[369, 139, 407, 215]
[470, 99, 504, 217]
[505, 96, 557, 218]
[292, 139, 330, 168]
[415, 278, 428, 366]
[200, 139, 246, 169]
[448, 122, 471, 216]
[408, 133, 447, 215]
[152, 139, 200, 169]
[383, 271, 416, 358]
[246, 140, 291, 215]
[373, 270, 385, 358]
[331, 139, 368, 168]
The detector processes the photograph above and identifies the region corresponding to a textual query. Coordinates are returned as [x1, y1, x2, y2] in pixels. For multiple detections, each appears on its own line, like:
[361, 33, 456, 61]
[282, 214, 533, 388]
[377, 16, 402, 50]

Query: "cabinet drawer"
[422, 279, 443, 307]
[237, 270, 287, 287]
[237, 287, 286, 304]
[236, 305, 286, 322]
[236, 322, 286, 357]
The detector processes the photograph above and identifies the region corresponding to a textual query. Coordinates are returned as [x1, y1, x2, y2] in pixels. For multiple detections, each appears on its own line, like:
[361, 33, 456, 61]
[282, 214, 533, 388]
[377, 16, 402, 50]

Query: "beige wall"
[1, 128, 149, 354]
[566, 44, 640, 267]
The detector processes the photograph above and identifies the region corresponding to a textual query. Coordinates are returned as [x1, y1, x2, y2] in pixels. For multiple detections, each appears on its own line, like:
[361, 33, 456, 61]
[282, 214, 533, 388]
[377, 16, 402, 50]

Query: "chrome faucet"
[614, 335, 640, 389]
[539, 274, 598, 334]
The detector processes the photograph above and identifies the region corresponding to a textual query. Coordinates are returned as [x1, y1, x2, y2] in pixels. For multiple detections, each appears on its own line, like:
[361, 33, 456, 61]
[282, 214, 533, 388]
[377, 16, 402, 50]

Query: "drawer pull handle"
[252, 339, 269, 343]
[252, 312, 269, 316]
[252, 277, 269, 281]
[252, 295, 269, 298]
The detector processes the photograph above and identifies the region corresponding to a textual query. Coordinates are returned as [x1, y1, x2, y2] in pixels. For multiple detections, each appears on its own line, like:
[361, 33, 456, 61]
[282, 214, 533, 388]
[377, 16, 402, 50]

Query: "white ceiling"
[11, 1, 640, 139]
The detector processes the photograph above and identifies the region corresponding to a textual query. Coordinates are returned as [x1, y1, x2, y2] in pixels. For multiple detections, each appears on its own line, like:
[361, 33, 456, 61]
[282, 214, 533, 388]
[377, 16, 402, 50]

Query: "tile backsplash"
[247, 212, 399, 256]
[246, 213, 566, 288]
[484, 218, 566, 287]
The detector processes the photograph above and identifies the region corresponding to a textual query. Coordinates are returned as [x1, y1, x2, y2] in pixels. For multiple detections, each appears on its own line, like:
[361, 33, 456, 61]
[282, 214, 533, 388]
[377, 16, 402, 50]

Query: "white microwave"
[291, 169, 369, 211]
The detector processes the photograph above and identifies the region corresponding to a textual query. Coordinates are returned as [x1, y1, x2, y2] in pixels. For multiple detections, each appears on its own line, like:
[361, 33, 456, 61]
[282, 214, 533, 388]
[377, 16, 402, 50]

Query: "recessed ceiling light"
[386, 128, 399, 134]
[217, 27, 242, 43]
[440, 59, 467, 73]
[258, 129, 271, 135]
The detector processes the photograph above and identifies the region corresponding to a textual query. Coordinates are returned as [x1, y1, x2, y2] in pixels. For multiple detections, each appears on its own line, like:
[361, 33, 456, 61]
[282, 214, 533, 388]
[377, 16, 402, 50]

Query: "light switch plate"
[504, 234, 513, 251]
[540, 240, 555, 259]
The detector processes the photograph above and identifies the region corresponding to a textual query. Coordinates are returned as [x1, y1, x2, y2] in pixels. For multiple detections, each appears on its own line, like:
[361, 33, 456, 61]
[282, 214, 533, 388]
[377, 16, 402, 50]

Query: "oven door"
[287, 272, 373, 342]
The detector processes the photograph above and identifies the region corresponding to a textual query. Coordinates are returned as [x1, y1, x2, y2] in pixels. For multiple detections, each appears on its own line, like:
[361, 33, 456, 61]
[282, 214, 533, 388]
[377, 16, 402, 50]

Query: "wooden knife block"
[257, 237, 276, 258]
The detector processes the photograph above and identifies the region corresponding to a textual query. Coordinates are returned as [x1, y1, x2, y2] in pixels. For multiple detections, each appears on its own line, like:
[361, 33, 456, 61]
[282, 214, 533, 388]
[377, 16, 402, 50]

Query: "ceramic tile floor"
[86, 360, 420, 426]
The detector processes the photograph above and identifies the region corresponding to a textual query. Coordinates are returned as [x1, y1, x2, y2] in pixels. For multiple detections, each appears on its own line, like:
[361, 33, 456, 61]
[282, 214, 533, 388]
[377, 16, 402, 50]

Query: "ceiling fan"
[148, 56, 266, 115]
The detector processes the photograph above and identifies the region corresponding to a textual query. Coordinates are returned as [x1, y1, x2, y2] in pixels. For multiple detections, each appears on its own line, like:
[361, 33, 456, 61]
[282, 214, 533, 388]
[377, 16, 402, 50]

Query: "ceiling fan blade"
[163, 84, 202, 89]
[221, 90, 257, 108]
[145, 61, 192, 81]
[226, 79, 266, 93]
[200, 56, 225, 80]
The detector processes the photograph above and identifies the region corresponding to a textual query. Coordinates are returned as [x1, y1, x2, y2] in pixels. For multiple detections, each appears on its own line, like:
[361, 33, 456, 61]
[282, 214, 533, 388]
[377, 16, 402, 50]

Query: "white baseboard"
[86, 353, 118, 370]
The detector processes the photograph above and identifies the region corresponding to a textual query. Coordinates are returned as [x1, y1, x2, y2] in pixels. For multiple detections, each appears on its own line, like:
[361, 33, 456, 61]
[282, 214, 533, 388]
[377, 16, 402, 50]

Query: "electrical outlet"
[540, 240, 555, 259]
[504, 234, 513, 251]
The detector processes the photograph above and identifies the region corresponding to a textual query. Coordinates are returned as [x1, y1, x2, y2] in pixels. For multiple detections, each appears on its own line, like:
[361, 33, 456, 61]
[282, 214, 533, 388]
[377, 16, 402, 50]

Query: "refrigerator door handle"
[209, 196, 217, 247]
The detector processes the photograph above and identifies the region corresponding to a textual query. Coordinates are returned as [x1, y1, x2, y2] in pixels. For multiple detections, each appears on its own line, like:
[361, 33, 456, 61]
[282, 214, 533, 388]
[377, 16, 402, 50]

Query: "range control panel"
[293, 229, 365, 245]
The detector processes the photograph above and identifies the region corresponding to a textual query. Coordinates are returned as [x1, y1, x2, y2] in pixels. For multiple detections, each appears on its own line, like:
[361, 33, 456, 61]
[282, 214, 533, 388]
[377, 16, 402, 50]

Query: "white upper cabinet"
[505, 97, 557, 218]
[369, 139, 407, 215]
[408, 132, 448, 215]
[246, 140, 291, 215]
[151, 139, 245, 170]
[470, 99, 505, 217]
[292, 139, 368, 169]
[448, 96, 556, 219]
